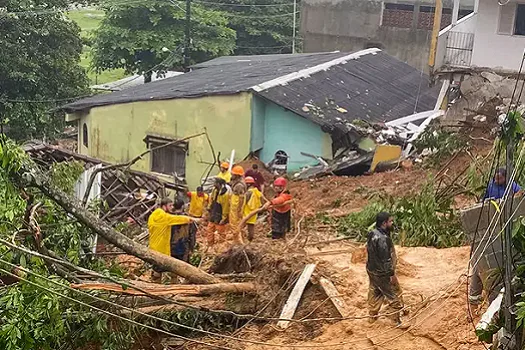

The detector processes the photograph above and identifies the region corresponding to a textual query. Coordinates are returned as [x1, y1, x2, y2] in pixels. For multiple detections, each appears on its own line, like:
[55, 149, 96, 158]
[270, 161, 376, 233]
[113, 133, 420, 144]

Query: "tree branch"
[15, 163, 220, 285]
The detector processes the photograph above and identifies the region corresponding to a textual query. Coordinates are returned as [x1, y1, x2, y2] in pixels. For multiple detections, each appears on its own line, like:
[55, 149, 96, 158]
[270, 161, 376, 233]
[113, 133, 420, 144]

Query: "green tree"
[210, 0, 300, 55]
[0, 1, 90, 141]
[91, 0, 236, 79]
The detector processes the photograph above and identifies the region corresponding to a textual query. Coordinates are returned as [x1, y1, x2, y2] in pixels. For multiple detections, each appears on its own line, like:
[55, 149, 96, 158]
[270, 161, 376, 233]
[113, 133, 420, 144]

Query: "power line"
[0, 250, 464, 349]
[0, 262, 235, 350]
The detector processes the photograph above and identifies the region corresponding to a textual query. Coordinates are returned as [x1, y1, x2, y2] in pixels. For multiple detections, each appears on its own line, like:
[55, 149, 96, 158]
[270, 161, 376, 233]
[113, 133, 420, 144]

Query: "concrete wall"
[471, 0, 525, 71]
[74, 93, 253, 190]
[460, 197, 525, 301]
[256, 97, 333, 172]
[301, 0, 473, 71]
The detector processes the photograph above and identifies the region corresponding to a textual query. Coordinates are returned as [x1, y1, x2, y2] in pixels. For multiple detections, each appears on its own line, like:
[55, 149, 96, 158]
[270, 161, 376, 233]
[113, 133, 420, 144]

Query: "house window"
[144, 136, 187, 177]
[82, 123, 88, 147]
[498, 3, 525, 36]
[381, 3, 414, 28]
[516, 4, 525, 35]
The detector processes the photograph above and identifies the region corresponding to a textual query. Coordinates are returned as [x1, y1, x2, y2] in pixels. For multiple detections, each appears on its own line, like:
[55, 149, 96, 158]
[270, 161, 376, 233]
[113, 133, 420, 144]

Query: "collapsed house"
[62, 48, 444, 187]
[24, 141, 184, 227]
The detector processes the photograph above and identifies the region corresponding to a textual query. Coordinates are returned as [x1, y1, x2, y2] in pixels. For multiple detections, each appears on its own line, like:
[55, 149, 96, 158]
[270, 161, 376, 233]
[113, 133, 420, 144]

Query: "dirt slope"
[230, 243, 483, 350]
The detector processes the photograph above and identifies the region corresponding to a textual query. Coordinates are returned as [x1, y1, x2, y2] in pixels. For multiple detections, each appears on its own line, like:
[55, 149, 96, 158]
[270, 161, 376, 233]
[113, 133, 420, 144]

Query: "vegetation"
[333, 182, 465, 248]
[412, 122, 467, 166]
[91, 0, 236, 78]
[0, 1, 89, 141]
[67, 9, 128, 85]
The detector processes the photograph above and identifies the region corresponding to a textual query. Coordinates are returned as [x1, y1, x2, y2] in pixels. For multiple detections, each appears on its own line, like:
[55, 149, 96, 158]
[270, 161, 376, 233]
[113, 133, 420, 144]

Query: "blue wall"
[252, 96, 332, 172]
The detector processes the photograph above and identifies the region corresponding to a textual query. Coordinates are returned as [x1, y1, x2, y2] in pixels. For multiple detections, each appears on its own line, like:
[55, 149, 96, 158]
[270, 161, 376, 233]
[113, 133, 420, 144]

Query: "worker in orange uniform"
[206, 178, 230, 248]
[243, 176, 264, 241]
[262, 177, 293, 240]
[186, 186, 209, 218]
[229, 165, 247, 245]
[148, 198, 200, 282]
[217, 162, 232, 183]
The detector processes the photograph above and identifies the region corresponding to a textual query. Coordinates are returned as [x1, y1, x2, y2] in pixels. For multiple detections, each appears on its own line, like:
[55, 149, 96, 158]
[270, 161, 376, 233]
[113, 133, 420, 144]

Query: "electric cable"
[0, 263, 235, 350]
[0, 251, 465, 348]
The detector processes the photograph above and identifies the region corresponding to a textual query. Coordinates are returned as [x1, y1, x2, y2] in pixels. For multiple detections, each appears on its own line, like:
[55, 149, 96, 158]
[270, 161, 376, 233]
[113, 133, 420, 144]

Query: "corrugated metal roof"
[62, 51, 349, 113]
[257, 51, 440, 133]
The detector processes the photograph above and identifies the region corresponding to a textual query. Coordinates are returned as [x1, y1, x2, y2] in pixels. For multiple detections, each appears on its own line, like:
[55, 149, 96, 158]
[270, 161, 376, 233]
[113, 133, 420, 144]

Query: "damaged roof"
[62, 49, 440, 127]
[62, 51, 350, 113]
[256, 50, 441, 133]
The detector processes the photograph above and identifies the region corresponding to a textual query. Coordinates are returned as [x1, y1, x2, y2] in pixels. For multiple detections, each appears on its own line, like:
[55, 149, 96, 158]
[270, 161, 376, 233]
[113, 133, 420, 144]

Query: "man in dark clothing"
[170, 199, 196, 264]
[245, 164, 265, 192]
[366, 212, 407, 328]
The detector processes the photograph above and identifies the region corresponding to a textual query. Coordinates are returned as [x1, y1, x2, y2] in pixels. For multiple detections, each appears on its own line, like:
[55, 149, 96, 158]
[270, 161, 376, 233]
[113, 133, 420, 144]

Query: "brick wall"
[382, 9, 414, 28]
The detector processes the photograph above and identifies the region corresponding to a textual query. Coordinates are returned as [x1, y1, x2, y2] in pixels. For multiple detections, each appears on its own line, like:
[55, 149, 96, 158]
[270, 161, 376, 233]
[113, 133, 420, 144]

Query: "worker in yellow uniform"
[217, 162, 232, 183]
[206, 178, 230, 248]
[229, 165, 247, 245]
[186, 186, 209, 218]
[148, 198, 200, 282]
[243, 176, 264, 242]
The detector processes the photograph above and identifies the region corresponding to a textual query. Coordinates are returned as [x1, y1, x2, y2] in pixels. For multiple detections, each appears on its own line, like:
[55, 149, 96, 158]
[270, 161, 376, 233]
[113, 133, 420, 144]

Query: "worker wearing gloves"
[147, 198, 200, 283]
[186, 186, 209, 218]
[263, 177, 293, 240]
[366, 212, 407, 328]
[243, 176, 264, 241]
[206, 178, 230, 248]
[217, 162, 232, 183]
[229, 165, 247, 245]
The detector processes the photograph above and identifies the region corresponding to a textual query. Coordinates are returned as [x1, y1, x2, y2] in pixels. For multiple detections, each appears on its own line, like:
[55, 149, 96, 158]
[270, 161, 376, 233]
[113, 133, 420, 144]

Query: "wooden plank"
[277, 264, 316, 329]
[319, 277, 350, 317]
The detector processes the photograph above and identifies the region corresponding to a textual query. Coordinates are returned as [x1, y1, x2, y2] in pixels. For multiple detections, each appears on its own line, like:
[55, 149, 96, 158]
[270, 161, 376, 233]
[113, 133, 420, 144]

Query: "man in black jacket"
[366, 212, 407, 328]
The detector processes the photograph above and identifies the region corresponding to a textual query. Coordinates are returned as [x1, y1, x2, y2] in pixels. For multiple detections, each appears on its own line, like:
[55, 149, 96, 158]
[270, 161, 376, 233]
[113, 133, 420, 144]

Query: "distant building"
[433, 0, 525, 74]
[62, 50, 439, 189]
[300, 0, 475, 72]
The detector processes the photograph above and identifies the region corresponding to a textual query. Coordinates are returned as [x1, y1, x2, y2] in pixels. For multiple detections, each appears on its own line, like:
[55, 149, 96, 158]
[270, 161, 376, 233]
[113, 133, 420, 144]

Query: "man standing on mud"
[366, 212, 407, 328]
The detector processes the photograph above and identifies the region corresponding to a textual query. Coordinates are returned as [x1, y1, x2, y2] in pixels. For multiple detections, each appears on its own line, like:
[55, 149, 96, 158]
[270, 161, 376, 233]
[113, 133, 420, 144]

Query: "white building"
[435, 0, 525, 73]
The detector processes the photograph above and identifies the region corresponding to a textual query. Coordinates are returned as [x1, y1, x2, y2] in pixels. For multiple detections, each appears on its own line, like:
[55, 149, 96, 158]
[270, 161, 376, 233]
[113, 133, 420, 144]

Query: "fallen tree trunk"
[20, 165, 219, 285]
[71, 281, 256, 296]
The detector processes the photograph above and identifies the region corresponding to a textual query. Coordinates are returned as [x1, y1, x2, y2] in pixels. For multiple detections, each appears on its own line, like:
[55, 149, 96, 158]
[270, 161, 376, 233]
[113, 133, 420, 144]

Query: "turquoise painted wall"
[256, 97, 333, 172]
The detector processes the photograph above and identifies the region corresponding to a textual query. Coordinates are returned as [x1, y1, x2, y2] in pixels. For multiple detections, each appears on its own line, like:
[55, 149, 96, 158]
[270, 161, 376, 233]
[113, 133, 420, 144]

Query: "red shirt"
[245, 169, 264, 190]
[271, 192, 292, 213]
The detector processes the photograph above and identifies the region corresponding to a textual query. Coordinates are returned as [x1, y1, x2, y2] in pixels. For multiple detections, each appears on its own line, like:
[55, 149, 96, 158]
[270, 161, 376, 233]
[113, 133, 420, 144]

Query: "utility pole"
[184, 0, 191, 72]
[428, 0, 442, 79]
[292, 0, 297, 54]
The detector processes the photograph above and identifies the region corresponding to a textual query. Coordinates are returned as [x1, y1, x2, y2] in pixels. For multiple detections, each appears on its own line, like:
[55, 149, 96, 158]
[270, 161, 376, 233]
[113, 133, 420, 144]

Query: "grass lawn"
[67, 9, 128, 85]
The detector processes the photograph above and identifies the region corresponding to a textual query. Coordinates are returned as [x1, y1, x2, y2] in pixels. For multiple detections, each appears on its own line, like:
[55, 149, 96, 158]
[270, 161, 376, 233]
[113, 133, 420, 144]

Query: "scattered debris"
[277, 264, 317, 329]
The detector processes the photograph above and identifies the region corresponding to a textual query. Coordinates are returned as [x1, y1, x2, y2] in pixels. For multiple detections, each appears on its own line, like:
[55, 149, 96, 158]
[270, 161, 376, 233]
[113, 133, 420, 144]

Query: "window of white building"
[498, 3, 525, 36]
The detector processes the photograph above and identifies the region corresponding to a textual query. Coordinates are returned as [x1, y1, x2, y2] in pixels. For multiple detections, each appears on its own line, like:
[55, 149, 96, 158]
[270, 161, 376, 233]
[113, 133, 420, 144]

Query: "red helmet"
[273, 177, 287, 187]
[245, 176, 255, 184]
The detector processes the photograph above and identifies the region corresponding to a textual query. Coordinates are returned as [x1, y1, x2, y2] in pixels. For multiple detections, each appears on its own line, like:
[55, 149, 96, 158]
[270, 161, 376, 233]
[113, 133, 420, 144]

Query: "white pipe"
[452, 0, 460, 25]
[228, 150, 235, 172]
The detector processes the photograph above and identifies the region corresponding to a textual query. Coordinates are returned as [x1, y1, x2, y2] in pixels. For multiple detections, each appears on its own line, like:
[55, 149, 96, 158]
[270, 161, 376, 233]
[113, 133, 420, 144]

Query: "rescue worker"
[217, 162, 232, 183]
[187, 186, 209, 218]
[243, 176, 264, 241]
[262, 177, 293, 240]
[229, 165, 247, 245]
[366, 212, 407, 328]
[206, 178, 230, 247]
[147, 198, 199, 282]
[170, 199, 198, 272]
